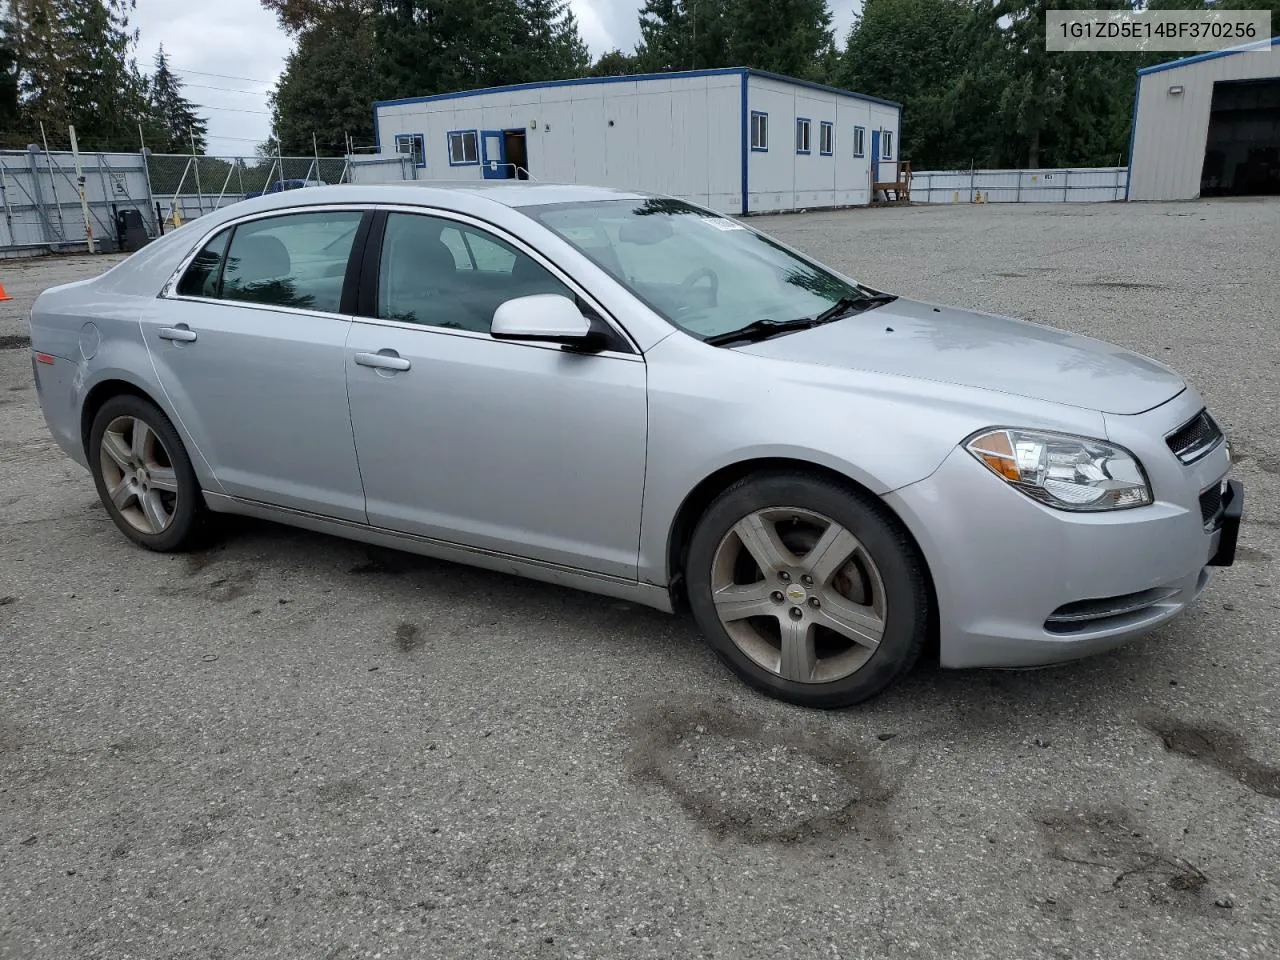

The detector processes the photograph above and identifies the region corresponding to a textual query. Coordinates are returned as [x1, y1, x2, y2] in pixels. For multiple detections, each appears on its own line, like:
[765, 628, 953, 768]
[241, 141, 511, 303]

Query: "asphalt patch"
[629, 701, 895, 845]
[0, 334, 30, 350]
[1037, 806, 1213, 909]
[1143, 718, 1280, 799]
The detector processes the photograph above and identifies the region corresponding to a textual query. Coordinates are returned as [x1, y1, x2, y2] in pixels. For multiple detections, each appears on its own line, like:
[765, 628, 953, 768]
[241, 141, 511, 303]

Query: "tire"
[88, 394, 207, 552]
[685, 471, 930, 708]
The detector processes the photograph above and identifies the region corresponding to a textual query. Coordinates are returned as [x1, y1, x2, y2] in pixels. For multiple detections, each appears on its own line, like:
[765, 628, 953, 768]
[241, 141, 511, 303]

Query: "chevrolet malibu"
[28, 183, 1243, 707]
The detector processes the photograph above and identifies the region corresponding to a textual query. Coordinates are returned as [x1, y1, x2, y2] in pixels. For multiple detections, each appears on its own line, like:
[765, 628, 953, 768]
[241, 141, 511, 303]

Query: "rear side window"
[219, 211, 363, 313]
[176, 229, 230, 298]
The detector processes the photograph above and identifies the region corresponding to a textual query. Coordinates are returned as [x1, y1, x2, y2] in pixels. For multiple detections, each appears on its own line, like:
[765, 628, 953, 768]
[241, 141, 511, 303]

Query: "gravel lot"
[3, 198, 1279, 959]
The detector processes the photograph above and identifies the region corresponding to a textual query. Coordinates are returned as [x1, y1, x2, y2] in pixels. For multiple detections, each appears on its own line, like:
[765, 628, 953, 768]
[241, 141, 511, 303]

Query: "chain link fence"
[1, 146, 352, 255]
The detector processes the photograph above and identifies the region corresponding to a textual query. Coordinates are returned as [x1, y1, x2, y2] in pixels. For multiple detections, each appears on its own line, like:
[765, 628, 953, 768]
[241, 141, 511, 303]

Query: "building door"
[504, 130, 529, 179]
[871, 129, 881, 186]
[480, 130, 508, 179]
[1200, 78, 1280, 197]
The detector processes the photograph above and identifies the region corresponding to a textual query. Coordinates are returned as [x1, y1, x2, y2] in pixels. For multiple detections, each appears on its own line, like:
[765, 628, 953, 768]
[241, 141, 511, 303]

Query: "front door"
[480, 130, 508, 179]
[871, 129, 881, 186]
[146, 208, 369, 521]
[343, 210, 648, 579]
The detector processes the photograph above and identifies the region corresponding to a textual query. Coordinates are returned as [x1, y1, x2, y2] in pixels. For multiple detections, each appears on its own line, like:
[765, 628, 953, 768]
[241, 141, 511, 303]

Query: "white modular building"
[367, 68, 902, 214]
[1127, 37, 1280, 201]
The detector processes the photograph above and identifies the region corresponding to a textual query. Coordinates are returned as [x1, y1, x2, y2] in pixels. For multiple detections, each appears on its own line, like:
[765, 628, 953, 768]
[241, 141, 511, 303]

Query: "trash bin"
[114, 208, 151, 253]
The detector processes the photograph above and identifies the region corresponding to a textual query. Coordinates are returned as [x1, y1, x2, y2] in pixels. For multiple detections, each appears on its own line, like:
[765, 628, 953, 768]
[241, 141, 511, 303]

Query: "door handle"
[158, 325, 197, 343]
[354, 351, 411, 372]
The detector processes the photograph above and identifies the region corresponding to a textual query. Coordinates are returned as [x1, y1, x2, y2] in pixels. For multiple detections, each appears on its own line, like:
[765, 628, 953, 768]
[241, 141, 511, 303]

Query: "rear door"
[147, 207, 370, 521]
[343, 209, 648, 578]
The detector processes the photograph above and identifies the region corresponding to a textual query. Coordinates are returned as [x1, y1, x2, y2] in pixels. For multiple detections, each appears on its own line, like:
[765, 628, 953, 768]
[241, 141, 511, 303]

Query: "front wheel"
[685, 472, 931, 708]
[88, 394, 206, 552]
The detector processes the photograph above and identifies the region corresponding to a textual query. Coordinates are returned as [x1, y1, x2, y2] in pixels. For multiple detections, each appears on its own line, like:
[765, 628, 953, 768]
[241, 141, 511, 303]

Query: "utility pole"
[68, 125, 96, 254]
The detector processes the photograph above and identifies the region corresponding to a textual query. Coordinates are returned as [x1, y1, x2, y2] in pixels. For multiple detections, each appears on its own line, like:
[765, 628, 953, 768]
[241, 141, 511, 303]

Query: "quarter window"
[750, 111, 768, 151]
[448, 130, 479, 165]
[820, 121, 834, 156]
[376, 213, 572, 333]
[796, 118, 811, 155]
[176, 228, 230, 298]
[219, 211, 363, 313]
[853, 126, 865, 158]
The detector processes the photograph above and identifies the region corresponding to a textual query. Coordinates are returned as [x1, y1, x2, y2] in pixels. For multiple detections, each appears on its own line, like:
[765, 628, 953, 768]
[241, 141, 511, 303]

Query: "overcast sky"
[131, 0, 863, 157]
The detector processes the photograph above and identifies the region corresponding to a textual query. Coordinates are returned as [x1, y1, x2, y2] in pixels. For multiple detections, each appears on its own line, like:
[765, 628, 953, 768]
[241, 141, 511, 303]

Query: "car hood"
[735, 298, 1185, 415]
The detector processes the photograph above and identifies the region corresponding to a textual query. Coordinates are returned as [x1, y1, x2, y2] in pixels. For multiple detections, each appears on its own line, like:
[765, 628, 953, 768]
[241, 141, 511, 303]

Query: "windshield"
[520, 198, 868, 340]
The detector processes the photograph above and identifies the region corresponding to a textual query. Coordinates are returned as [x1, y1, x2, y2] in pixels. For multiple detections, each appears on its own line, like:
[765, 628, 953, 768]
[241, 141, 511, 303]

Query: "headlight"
[965, 428, 1152, 511]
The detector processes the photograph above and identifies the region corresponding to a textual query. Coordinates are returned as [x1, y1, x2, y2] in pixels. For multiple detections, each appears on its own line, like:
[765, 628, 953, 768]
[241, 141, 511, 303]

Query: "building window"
[853, 126, 865, 158]
[796, 118, 811, 155]
[448, 130, 479, 166]
[819, 121, 834, 156]
[882, 130, 894, 160]
[750, 111, 769, 152]
[394, 133, 426, 168]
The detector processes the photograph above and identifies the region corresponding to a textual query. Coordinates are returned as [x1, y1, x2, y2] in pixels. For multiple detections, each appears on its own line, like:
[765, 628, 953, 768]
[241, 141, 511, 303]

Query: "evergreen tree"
[146, 45, 206, 153]
[731, 0, 832, 79]
[271, 5, 379, 154]
[590, 49, 642, 77]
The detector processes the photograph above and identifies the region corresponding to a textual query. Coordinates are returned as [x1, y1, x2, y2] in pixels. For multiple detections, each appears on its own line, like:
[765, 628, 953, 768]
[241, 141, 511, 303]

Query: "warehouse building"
[1127, 36, 1280, 200]
[368, 68, 902, 214]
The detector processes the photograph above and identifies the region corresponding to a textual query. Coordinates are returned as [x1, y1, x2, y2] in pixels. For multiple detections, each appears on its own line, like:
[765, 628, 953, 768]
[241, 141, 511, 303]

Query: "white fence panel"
[912, 167, 1127, 204]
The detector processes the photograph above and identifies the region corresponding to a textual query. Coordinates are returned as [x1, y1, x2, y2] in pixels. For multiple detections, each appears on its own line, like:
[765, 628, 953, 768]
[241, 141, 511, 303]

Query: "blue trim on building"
[1137, 36, 1279, 76]
[447, 129, 480, 166]
[740, 73, 750, 215]
[819, 121, 834, 156]
[744, 69, 902, 110]
[749, 110, 769, 152]
[796, 117, 812, 155]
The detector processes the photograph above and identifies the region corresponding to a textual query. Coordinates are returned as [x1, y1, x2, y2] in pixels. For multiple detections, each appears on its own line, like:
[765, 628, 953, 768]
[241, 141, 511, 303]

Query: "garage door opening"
[1201, 77, 1280, 196]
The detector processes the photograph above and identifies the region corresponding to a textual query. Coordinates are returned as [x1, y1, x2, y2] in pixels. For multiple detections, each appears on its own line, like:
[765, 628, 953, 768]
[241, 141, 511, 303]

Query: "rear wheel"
[88, 395, 206, 552]
[685, 472, 930, 708]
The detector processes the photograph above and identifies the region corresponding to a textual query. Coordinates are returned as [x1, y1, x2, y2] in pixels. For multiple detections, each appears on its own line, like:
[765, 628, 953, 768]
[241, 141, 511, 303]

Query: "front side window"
[448, 130, 479, 165]
[376, 213, 571, 333]
[524, 199, 865, 342]
[853, 125, 866, 158]
[750, 111, 768, 151]
[796, 118, 811, 155]
[820, 121, 834, 156]
[395, 133, 426, 168]
[176, 228, 230, 298]
[219, 211, 363, 313]
[882, 130, 894, 159]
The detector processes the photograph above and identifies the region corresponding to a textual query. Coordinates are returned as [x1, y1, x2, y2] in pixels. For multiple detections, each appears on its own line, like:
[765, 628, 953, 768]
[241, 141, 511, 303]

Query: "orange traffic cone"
[0, 285, 11, 302]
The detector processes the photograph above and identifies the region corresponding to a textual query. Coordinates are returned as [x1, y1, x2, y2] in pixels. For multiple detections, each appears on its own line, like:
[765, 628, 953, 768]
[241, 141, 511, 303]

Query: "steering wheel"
[679, 267, 719, 303]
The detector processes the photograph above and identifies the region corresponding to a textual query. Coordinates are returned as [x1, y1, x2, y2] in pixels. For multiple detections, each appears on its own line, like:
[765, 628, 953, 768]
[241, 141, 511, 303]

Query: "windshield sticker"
[700, 217, 746, 231]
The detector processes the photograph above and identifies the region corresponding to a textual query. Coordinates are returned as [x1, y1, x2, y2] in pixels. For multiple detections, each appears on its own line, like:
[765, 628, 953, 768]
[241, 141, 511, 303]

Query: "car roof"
[239, 181, 651, 211]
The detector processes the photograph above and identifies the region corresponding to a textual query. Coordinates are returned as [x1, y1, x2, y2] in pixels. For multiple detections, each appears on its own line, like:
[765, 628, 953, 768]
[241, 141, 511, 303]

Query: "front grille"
[1199, 483, 1224, 528]
[1166, 410, 1223, 464]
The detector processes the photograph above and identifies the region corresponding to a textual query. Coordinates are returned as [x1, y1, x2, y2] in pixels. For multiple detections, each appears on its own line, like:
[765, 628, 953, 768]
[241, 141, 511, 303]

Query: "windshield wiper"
[811, 291, 899, 325]
[703, 317, 823, 347]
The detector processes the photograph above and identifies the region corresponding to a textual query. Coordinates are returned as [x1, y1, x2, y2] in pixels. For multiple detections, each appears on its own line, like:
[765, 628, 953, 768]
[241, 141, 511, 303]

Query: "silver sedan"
[28, 183, 1243, 706]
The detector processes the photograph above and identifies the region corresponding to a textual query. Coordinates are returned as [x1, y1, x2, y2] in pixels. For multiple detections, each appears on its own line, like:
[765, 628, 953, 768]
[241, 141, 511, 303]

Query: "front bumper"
[884, 393, 1239, 669]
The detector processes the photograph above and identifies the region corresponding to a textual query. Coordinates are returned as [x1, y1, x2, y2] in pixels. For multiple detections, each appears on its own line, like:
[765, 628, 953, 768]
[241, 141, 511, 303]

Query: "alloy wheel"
[98, 415, 180, 535]
[710, 507, 886, 684]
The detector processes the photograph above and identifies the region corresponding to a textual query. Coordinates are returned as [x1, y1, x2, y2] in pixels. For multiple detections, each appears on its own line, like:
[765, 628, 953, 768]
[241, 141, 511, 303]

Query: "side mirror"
[491, 294, 603, 349]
